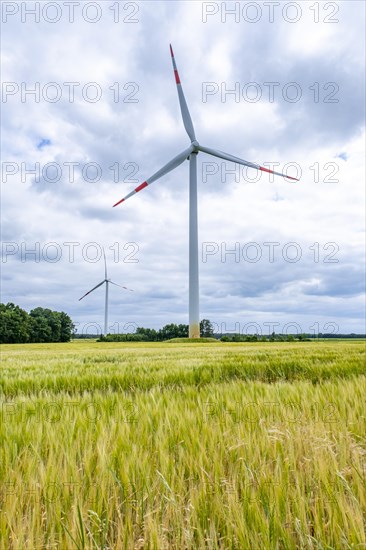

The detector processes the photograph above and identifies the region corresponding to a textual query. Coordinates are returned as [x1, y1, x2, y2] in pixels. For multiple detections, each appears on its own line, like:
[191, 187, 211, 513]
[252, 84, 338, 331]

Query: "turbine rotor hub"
[191, 140, 199, 152]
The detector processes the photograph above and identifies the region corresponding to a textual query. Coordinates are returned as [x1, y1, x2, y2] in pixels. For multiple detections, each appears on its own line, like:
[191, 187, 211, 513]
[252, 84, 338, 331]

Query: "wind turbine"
[79, 248, 133, 336]
[113, 45, 299, 338]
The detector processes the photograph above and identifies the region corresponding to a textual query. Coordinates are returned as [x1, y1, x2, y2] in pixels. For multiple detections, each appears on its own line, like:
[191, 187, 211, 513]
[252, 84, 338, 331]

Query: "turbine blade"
[170, 44, 196, 142]
[198, 145, 258, 169]
[78, 280, 105, 301]
[113, 145, 193, 207]
[103, 247, 107, 280]
[109, 280, 134, 291]
[198, 144, 299, 180]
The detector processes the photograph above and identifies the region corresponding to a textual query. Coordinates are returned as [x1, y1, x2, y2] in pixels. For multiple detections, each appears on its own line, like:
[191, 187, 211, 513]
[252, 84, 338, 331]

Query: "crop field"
[1, 340, 365, 549]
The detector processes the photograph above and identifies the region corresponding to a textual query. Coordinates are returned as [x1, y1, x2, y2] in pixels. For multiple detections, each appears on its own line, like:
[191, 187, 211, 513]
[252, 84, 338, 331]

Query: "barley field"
[1, 340, 365, 549]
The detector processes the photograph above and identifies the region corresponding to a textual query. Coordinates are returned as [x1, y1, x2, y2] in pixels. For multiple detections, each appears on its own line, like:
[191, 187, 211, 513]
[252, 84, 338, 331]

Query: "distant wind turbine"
[79, 248, 133, 335]
[113, 44, 299, 338]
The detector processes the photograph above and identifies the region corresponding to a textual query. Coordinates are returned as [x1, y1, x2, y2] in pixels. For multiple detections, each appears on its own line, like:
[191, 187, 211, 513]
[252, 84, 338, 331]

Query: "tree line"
[2, 304, 363, 344]
[99, 319, 215, 342]
[0, 303, 74, 343]
[99, 328, 313, 342]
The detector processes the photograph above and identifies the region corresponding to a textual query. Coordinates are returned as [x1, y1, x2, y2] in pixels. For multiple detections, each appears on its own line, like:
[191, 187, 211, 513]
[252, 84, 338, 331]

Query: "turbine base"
[189, 322, 200, 339]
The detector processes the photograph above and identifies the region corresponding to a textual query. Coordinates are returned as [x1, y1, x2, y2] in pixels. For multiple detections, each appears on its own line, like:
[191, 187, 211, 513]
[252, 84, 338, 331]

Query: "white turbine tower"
[79, 248, 133, 336]
[113, 45, 299, 339]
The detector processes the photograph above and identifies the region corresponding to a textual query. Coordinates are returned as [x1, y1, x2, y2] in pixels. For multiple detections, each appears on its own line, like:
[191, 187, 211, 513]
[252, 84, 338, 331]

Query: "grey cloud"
[1, 1, 365, 332]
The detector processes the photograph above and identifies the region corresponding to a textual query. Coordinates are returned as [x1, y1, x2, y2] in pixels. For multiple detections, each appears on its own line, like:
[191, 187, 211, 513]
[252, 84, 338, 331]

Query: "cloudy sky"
[1, 0, 365, 335]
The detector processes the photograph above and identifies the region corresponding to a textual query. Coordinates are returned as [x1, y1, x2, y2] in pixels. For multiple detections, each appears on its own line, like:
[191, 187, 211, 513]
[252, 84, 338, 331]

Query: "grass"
[0, 340, 365, 549]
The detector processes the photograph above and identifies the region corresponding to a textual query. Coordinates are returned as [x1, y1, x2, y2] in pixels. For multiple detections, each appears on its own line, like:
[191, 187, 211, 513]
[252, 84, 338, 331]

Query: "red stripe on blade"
[135, 181, 148, 193]
[170, 44, 174, 57]
[259, 166, 273, 174]
[260, 166, 299, 180]
[174, 70, 180, 84]
[113, 198, 125, 207]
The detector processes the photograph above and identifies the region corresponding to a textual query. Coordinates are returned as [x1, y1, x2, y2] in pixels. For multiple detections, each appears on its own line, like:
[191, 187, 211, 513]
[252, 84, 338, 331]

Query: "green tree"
[136, 327, 159, 341]
[159, 323, 186, 340]
[29, 314, 52, 343]
[177, 324, 189, 338]
[58, 311, 75, 342]
[200, 319, 214, 338]
[158, 323, 189, 340]
[0, 303, 30, 343]
[0, 303, 75, 343]
[30, 308, 61, 342]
